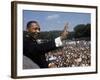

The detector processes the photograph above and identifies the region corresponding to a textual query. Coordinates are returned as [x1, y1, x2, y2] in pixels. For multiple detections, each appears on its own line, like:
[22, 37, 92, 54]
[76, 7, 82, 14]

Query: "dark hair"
[27, 21, 40, 29]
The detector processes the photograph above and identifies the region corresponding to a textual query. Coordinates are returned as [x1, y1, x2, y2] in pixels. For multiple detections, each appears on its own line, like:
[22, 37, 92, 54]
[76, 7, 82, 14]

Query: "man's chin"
[30, 32, 40, 39]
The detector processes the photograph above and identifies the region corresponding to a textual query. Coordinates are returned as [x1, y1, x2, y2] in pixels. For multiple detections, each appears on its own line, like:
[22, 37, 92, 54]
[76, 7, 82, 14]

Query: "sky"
[23, 10, 91, 31]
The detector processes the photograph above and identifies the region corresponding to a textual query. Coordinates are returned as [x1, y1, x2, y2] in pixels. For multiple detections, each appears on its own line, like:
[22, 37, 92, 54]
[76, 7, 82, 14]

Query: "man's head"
[26, 21, 40, 39]
[27, 21, 40, 33]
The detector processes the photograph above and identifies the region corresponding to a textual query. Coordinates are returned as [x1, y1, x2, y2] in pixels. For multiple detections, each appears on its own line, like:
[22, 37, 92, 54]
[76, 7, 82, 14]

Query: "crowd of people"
[45, 40, 91, 68]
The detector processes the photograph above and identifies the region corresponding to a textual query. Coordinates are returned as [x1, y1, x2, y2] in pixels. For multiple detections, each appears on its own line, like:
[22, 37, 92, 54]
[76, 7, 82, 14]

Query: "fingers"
[60, 22, 69, 40]
[64, 22, 68, 31]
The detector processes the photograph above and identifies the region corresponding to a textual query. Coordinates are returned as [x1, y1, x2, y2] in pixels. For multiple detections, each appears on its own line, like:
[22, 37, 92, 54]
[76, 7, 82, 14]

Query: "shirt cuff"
[55, 37, 63, 47]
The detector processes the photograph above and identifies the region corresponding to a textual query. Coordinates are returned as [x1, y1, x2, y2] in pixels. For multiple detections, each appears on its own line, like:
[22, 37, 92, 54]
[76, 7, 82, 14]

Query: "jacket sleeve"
[23, 37, 57, 56]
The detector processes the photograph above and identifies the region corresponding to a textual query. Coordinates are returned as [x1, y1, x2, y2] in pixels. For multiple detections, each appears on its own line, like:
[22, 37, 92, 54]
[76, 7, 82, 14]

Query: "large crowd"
[45, 40, 91, 68]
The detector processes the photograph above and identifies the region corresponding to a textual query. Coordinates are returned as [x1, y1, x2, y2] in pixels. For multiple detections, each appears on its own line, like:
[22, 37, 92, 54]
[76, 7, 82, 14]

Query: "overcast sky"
[23, 10, 91, 31]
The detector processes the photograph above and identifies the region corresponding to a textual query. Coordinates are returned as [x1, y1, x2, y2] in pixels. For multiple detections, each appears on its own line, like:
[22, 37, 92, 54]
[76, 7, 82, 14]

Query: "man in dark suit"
[23, 21, 68, 68]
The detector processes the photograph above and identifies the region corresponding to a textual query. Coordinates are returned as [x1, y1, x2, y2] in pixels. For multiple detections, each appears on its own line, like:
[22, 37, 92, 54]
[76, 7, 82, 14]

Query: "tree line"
[23, 23, 91, 41]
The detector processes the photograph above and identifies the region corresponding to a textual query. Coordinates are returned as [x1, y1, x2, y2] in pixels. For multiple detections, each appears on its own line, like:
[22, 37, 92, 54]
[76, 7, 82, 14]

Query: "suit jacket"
[23, 32, 57, 68]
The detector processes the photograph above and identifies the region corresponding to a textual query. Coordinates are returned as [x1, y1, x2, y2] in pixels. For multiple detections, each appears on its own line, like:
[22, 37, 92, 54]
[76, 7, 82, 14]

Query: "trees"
[23, 23, 91, 40]
[74, 23, 91, 39]
[35, 31, 61, 40]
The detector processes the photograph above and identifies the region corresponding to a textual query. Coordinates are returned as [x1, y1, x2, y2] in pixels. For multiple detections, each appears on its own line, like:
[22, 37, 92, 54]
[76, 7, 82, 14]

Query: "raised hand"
[60, 23, 69, 40]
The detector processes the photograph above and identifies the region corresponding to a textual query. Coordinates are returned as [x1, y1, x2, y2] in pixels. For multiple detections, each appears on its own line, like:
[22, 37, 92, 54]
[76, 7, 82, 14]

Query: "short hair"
[26, 21, 40, 29]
